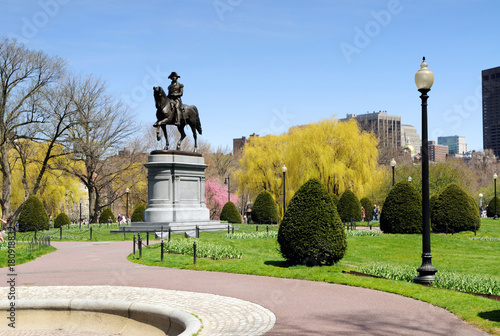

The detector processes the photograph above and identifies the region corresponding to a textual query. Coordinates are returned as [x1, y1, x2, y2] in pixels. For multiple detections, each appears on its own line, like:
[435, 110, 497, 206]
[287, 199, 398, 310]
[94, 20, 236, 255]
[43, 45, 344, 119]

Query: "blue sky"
[2, 0, 499, 152]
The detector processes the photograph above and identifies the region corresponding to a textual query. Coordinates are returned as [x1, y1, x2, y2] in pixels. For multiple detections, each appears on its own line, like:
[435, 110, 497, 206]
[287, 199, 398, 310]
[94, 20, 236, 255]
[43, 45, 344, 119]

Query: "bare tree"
[62, 75, 137, 223]
[0, 38, 66, 222]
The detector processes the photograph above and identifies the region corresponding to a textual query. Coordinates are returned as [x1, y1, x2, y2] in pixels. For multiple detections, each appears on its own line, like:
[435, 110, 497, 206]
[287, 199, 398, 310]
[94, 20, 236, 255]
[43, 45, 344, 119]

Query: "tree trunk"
[1, 145, 12, 222]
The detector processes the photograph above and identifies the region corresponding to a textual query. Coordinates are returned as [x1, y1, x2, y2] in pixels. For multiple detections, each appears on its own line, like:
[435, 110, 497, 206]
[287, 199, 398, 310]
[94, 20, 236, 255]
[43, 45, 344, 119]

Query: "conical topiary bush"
[99, 207, 115, 223]
[54, 213, 71, 228]
[431, 183, 480, 233]
[252, 191, 279, 224]
[131, 204, 146, 222]
[278, 178, 347, 266]
[337, 189, 362, 222]
[380, 181, 422, 234]
[220, 201, 242, 223]
[360, 197, 374, 221]
[486, 196, 500, 218]
[18, 195, 49, 232]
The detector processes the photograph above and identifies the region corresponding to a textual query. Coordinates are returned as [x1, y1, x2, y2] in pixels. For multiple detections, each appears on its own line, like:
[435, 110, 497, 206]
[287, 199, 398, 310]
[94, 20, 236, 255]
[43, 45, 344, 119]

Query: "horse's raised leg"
[156, 126, 161, 141]
[190, 123, 198, 153]
[161, 124, 169, 150]
[176, 125, 186, 151]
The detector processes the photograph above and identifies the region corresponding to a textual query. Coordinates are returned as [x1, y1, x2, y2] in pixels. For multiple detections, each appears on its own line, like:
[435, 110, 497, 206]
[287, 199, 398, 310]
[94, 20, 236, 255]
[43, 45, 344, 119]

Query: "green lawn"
[15, 223, 138, 242]
[128, 219, 500, 335]
[0, 242, 56, 266]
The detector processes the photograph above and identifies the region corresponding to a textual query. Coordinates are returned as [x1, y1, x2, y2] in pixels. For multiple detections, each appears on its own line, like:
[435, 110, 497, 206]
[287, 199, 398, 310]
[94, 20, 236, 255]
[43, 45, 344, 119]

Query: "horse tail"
[194, 106, 202, 135]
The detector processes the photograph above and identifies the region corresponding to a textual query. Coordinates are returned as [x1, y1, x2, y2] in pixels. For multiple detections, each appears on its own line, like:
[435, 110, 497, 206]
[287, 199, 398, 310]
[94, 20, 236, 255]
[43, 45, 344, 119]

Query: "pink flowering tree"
[205, 178, 239, 220]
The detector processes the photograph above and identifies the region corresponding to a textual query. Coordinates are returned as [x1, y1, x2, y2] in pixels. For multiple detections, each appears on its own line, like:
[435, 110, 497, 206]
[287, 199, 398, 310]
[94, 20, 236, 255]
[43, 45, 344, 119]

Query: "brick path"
[0, 241, 490, 335]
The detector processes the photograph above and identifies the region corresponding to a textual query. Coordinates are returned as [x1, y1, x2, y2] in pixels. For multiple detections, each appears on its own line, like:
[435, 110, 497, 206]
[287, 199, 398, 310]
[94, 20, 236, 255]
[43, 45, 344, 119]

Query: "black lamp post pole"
[495, 176, 498, 220]
[283, 170, 286, 215]
[79, 201, 82, 229]
[392, 166, 395, 186]
[414, 88, 438, 284]
[126, 190, 129, 220]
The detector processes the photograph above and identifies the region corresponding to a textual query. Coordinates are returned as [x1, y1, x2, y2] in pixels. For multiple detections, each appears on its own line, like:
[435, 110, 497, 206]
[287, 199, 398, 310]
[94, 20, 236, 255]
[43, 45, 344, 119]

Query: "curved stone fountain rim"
[0, 298, 201, 336]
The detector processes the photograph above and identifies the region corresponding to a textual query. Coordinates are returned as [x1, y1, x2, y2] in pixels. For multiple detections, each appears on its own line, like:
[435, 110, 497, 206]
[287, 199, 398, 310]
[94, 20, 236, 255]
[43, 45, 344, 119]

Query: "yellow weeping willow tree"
[9, 141, 84, 217]
[235, 117, 381, 218]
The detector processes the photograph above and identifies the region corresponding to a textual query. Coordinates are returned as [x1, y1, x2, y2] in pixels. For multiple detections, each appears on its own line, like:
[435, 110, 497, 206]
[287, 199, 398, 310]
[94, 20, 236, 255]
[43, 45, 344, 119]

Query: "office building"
[483, 66, 500, 157]
[343, 111, 401, 148]
[437, 136, 467, 155]
[427, 141, 448, 162]
[401, 124, 421, 156]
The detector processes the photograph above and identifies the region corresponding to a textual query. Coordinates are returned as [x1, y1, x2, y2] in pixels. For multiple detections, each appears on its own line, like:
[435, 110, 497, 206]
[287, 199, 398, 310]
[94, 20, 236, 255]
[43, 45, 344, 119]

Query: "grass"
[128, 219, 500, 335]
[0, 241, 56, 267]
[15, 223, 139, 242]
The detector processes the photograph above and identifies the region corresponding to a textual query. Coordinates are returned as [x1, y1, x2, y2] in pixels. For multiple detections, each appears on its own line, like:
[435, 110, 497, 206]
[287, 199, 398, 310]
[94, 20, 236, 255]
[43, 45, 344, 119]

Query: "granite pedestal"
[116, 151, 227, 234]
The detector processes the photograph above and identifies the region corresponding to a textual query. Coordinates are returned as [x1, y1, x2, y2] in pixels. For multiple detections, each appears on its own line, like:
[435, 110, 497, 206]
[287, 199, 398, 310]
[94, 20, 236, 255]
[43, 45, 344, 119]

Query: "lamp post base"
[494, 215, 498, 220]
[413, 254, 438, 284]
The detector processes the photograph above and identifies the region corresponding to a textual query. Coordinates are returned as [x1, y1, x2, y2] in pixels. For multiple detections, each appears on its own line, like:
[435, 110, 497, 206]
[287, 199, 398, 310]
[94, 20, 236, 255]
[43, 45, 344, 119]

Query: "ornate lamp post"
[413, 57, 438, 284]
[408, 176, 412, 183]
[282, 164, 287, 216]
[79, 200, 82, 229]
[126, 187, 130, 220]
[224, 175, 230, 203]
[494, 173, 498, 220]
[390, 158, 396, 186]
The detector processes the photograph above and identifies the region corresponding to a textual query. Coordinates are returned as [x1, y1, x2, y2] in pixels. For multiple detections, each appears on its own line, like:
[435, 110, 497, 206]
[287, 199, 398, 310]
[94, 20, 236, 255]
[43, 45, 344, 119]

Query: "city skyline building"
[437, 135, 467, 155]
[427, 141, 448, 162]
[482, 66, 500, 158]
[342, 111, 402, 149]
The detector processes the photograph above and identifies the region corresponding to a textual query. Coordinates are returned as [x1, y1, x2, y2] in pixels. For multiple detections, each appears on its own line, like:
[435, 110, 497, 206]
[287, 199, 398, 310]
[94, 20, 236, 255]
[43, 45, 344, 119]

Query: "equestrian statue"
[153, 72, 202, 152]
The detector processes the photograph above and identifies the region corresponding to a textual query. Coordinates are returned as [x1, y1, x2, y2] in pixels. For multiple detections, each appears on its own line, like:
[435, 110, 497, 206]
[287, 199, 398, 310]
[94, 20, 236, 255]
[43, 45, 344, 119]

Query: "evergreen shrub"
[131, 204, 146, 222]
[99, 208, 115, 223]
[337, 189, 362, 222]
[54, 213, 71, 228]
[380, 181, 422, 234]
[360, 197, 374, 221]
[252, 191, 279, 224]
[220, 201, 242, 223]
[278, 178, 347, 266]
[330, 194, 340, 207]
[487, 196, 500, 218]
[18, 195, 49, 232]
[431, 183, 480, 233]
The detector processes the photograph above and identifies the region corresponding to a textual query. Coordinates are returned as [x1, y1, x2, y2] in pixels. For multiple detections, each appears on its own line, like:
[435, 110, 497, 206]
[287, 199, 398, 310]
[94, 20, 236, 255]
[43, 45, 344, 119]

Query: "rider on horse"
[168, 72, 184, 126]
[154, 72, 185, 127]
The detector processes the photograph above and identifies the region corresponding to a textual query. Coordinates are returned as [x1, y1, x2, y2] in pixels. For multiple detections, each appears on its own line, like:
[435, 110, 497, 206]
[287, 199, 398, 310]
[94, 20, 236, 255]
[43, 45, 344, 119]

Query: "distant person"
[0, 218, 6, 243]
[361, 207, 365, 222]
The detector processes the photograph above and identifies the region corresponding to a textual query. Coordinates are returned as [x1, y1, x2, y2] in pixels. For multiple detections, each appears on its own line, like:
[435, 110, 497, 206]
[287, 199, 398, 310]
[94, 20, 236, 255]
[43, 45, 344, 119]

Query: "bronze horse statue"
[153, 86, 202, 152]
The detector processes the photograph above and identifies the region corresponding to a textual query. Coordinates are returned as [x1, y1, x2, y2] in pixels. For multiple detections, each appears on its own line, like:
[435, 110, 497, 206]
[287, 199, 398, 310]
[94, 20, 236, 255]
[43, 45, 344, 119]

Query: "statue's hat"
[168, 72, 180, 79]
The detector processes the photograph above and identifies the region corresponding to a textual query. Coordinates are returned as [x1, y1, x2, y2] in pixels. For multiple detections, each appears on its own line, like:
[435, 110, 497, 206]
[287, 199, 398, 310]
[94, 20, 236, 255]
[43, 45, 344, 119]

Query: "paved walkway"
[0, 241, 490, 335]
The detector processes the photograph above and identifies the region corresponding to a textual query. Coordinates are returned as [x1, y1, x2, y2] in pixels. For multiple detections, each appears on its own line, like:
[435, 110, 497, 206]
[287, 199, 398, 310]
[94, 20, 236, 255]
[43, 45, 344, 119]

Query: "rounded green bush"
[131, 204, 146, 222]
[486, 196, 500, 218]
[220, 201, 242, 223]
[431, 183, 480, 233]
[330, 193, 340, 207]
[380, 181, 422, 234]
[359, 197, 374, 221]
[54, 213, 71, 228]
[18, 195, 49, 232]
[337, 189, 362, 222]
[252, 191, 279, 224]
[278, 178, 347, 266]
[99, 208, 115, 223]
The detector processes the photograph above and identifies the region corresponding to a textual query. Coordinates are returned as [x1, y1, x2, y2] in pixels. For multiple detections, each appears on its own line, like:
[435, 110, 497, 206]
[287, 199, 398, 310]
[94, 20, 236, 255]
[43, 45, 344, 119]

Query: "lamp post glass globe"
[415, 57, 434, 90]
[408, 176, 412, 182]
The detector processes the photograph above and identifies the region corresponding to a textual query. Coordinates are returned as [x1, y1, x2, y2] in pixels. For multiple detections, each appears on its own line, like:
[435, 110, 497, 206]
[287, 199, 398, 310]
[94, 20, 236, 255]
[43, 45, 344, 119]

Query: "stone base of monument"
[113, 151, 229, 235]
